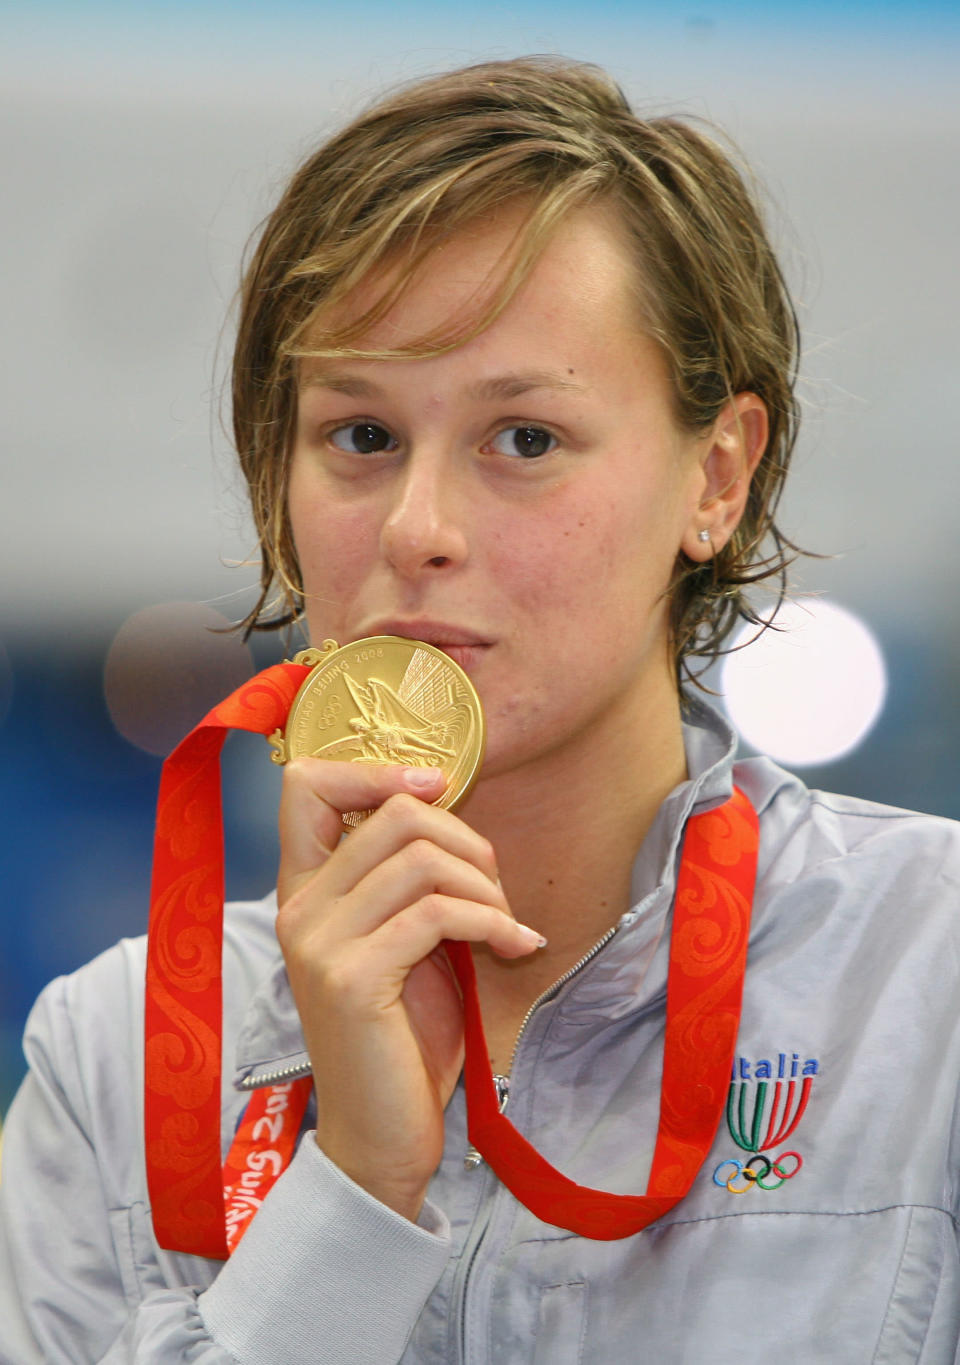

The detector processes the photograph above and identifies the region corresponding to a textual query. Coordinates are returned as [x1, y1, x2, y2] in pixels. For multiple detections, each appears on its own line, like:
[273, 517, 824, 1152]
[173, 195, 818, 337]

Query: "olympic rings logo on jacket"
[712, 1150, 803, 1194]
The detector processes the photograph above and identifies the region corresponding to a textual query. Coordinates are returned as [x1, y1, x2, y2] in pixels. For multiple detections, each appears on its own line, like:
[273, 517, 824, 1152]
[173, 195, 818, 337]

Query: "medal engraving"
[274, 636, 485, 819]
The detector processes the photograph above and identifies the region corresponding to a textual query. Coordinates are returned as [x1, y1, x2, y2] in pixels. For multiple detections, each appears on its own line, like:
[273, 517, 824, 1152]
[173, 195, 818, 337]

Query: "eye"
[489, 426, 557, 459]
[329, 422, 397, 454]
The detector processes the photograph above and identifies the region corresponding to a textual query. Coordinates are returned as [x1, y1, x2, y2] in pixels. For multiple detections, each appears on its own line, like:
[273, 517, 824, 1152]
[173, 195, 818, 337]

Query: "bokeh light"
[720, 599, 887, 766]
[104, 601, 254, 756]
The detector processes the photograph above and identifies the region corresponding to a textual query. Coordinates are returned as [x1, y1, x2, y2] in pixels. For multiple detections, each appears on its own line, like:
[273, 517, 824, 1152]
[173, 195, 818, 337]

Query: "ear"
[682, 393, 768, 562]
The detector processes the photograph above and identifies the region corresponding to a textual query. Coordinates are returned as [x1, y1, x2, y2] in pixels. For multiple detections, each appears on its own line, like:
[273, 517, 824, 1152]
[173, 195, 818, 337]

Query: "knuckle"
[276, 883, 308, 921]
[415, 892, 448, 925]
[287, 754, 326, 781]
[282, 756, 331, 804]
[282, 757, 312, 791]
[380, 791, 423, 829]
[403, 837, 437, 870]
[276, 895, 321, 948]
[273, 907, 296, 952]
[315, 952, 363, 1004]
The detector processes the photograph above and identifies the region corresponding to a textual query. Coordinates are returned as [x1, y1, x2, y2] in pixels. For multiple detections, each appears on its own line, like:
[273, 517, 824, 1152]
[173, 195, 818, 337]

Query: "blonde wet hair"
[232, 55, 800, 683]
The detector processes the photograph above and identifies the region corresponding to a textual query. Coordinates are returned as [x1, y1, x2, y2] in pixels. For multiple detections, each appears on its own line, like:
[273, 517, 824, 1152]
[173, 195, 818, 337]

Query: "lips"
[356, 620, 493, 670]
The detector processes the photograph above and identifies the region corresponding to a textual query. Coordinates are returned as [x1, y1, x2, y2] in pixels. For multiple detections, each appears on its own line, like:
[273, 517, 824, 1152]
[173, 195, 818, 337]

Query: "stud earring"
[697, 528, 711, 543]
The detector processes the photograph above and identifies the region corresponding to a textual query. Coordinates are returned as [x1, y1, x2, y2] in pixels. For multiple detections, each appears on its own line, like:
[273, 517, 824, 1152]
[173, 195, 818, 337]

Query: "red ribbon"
[145, 662, 309, 1259]
[145, 664, 758, 1258]
[222, 1077, 314, 1253]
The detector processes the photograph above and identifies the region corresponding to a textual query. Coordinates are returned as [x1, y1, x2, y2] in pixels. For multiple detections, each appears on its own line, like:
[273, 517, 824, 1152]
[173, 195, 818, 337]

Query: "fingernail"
[516, 924, 547, 949]
[403, 767, 443, 788]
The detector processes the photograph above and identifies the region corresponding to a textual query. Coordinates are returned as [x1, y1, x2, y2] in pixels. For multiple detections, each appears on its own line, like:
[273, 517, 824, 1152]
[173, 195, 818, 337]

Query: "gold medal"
[268, 636, 486, 821]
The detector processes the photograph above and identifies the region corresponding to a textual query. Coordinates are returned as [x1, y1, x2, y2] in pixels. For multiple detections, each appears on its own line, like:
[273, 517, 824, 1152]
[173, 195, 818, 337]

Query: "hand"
[275, 760, 543, 1222]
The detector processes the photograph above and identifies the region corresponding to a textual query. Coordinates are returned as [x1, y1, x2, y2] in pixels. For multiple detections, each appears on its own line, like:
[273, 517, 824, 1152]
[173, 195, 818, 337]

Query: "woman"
[3, 56, 960, 1363]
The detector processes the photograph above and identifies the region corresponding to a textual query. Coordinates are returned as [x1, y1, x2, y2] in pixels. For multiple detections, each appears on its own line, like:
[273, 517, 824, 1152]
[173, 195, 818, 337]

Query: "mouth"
[356, 620, 493, 670]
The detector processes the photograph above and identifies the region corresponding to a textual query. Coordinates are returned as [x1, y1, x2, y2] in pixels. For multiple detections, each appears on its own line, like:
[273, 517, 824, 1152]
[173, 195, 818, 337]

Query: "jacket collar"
[233, 698, 739, 1088]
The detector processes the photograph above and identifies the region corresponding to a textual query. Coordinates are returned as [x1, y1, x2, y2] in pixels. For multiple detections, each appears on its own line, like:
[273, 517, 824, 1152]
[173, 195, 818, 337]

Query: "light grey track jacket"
[3, 701, 960, 1364]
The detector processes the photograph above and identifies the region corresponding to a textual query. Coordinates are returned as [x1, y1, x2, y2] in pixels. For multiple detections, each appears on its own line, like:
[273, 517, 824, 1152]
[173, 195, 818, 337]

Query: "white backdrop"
[3, 1, 958, 634]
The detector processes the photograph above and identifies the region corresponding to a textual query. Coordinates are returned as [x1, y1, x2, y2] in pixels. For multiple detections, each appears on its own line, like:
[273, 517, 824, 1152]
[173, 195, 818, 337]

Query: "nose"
[379, 449, 469, 578]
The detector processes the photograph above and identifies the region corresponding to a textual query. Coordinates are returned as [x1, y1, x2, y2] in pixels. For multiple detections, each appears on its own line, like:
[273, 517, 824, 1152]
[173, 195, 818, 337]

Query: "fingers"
[344, 841, 508, 937]
[319, 790, 499, 899]
[345, 897, 546, 1002]
[277, 759, 448, 904]
[376, 897, 545, 965]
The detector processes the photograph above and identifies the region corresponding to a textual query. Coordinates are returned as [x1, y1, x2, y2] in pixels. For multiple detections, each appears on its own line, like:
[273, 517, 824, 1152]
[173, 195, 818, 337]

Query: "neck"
[460, 676, 688, 962]
[457, 670, 688, 1072]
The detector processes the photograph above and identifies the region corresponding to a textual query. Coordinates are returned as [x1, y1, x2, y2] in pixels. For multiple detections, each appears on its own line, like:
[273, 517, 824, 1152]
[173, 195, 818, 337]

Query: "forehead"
[299, 200, 650, 363]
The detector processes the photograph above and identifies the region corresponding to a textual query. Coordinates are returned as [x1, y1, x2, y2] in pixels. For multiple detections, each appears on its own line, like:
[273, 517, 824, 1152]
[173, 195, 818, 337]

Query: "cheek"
[492, 489, 657, 618]
[288, 477, 377, 598]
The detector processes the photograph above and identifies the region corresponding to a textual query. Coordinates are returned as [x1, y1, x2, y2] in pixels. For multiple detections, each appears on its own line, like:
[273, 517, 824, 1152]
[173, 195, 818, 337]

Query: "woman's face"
[288, 204, 717, 780]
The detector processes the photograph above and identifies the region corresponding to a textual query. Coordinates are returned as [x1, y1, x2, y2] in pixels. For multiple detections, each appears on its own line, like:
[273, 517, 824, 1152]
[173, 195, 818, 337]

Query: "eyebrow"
[299, 369, 589, 400]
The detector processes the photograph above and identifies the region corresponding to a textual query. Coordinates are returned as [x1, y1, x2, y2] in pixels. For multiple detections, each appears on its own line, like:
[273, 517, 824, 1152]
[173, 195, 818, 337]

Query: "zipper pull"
[464, 1074, 510, 1170]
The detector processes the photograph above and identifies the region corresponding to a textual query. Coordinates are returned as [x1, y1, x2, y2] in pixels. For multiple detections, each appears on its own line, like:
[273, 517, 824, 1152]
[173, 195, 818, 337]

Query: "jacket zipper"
[238, 1059, 312, 1090]
[462, 923, 618, 1169]
[455, 924, 619, 1362]
[463, 1074, 511, 1169]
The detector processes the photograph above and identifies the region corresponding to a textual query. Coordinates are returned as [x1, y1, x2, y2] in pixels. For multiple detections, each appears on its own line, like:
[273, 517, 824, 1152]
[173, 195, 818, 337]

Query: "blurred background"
[1, 0, 958, 1114]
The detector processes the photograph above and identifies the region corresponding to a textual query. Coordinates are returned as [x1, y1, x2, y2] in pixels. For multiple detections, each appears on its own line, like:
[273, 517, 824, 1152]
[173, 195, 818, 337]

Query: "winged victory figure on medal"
[309, 649, 472, 769]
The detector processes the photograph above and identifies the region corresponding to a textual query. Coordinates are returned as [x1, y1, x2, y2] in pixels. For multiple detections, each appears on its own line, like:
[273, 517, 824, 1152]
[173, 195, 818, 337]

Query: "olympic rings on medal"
[711, 1150, 803, 1194]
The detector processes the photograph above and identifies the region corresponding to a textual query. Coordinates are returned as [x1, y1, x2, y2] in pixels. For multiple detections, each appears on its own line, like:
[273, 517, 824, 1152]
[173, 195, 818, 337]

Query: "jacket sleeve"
[0, 971, 452, 1365]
